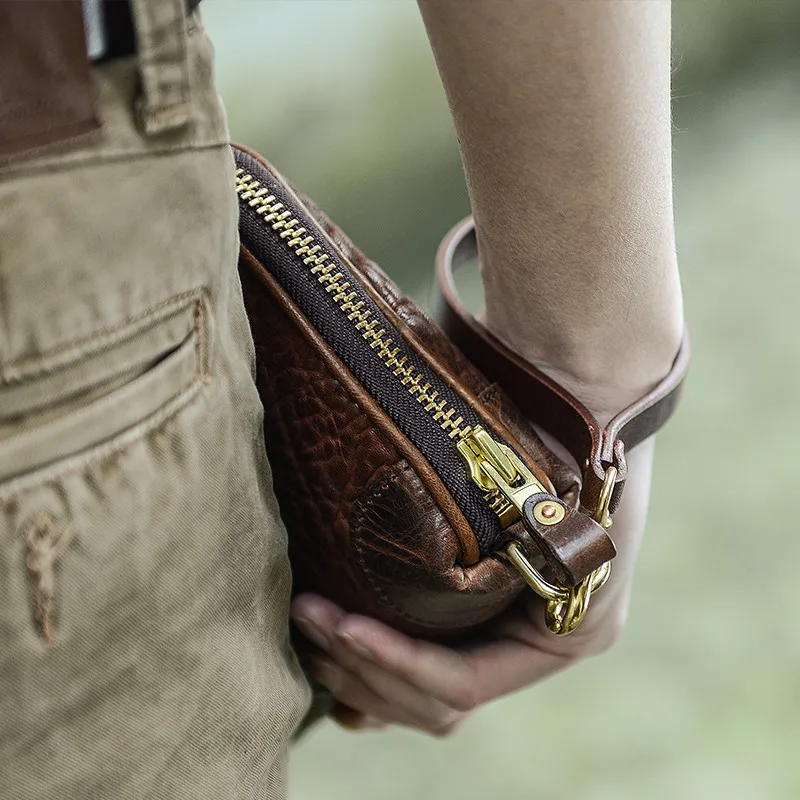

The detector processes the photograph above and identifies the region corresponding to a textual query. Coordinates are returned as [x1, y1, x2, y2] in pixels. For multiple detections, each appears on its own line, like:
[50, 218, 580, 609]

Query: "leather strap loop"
[436, 217, 690, 514]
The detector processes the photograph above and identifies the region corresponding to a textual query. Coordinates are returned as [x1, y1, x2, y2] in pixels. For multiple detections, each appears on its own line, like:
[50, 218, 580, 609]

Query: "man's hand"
[290, 438, 656, 735]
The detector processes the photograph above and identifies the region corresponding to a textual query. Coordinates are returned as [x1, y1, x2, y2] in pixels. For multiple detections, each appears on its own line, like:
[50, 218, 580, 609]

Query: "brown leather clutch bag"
[234, 144, 689, 640]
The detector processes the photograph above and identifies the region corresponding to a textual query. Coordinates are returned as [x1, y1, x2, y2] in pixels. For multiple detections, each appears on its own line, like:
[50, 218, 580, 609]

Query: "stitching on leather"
[1, 288, 205, 384]
[0, 293, 211, 503]
[351, 463, 421, 620]
[351, 463, 462, 629]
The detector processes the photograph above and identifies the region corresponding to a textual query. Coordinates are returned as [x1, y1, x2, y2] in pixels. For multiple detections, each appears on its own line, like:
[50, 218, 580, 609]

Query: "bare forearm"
[418, 0, 683, 418]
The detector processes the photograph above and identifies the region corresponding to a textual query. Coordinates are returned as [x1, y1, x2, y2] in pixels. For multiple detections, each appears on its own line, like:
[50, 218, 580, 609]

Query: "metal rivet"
[532, 500, 565, 526]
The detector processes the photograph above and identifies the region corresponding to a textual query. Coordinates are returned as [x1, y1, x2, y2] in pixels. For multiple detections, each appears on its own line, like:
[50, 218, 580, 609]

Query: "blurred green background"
[203, 3, 800, 798]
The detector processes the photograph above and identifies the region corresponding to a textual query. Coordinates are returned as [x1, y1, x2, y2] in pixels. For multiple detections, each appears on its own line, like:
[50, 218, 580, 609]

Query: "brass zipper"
[235, 168, 546, 528]
[456, 427, 548, 526]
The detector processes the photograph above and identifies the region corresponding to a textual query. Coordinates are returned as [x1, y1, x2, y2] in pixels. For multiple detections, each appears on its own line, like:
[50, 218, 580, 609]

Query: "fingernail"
[311, 657, 342, 693]
[336, 631, 373, 661]
[293, 617, 329, 651]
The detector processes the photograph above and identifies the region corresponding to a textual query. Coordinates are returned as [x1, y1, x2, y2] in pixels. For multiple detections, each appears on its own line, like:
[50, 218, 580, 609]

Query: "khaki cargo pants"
[0, 4, 310, 798]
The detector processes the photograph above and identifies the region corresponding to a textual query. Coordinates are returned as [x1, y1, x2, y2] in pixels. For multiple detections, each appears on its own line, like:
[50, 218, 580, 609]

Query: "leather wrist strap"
[436, 217, 690, 516]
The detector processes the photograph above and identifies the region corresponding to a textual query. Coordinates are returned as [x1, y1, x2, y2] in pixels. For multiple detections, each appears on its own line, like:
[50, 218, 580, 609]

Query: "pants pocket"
[0, 291, 208, 486]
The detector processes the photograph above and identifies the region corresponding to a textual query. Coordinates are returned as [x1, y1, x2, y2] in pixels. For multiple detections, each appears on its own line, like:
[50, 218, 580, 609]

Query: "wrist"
[483, 309, 684, 427]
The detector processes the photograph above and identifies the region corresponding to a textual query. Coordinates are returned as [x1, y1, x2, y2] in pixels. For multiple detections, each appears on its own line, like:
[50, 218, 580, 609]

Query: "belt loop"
[128, 0, 192, 135]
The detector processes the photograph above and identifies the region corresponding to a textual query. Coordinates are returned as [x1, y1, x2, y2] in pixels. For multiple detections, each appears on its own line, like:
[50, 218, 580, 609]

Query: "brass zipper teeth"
[488, 493, 513, 518]
[236, 169, 474, 441]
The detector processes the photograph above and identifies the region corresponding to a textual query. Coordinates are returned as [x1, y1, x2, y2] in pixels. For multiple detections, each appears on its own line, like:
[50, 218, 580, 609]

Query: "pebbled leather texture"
[237, 149, 612, 637]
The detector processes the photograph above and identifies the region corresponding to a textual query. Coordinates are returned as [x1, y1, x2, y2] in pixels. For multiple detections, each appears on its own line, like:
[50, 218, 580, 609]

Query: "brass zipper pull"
[458, 425, 612, 636]
[456, 425, 547, 527]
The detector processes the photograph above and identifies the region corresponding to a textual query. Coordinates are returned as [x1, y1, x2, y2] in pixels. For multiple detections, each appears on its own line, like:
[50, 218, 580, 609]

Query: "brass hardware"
[456, 426, 548, 527]
[592, 465, 617, 529]
[503, 463, 618, 635]
[506, 542, 569, 603]
[532, 500, 565, 526]
[506, 543, 611, 635]
[457, 426, 612, 635]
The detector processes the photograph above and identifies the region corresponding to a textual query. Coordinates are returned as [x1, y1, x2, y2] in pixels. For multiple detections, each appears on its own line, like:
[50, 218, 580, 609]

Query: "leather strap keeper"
[436, 217, 690, 516]
[520, 493, 613, 587]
